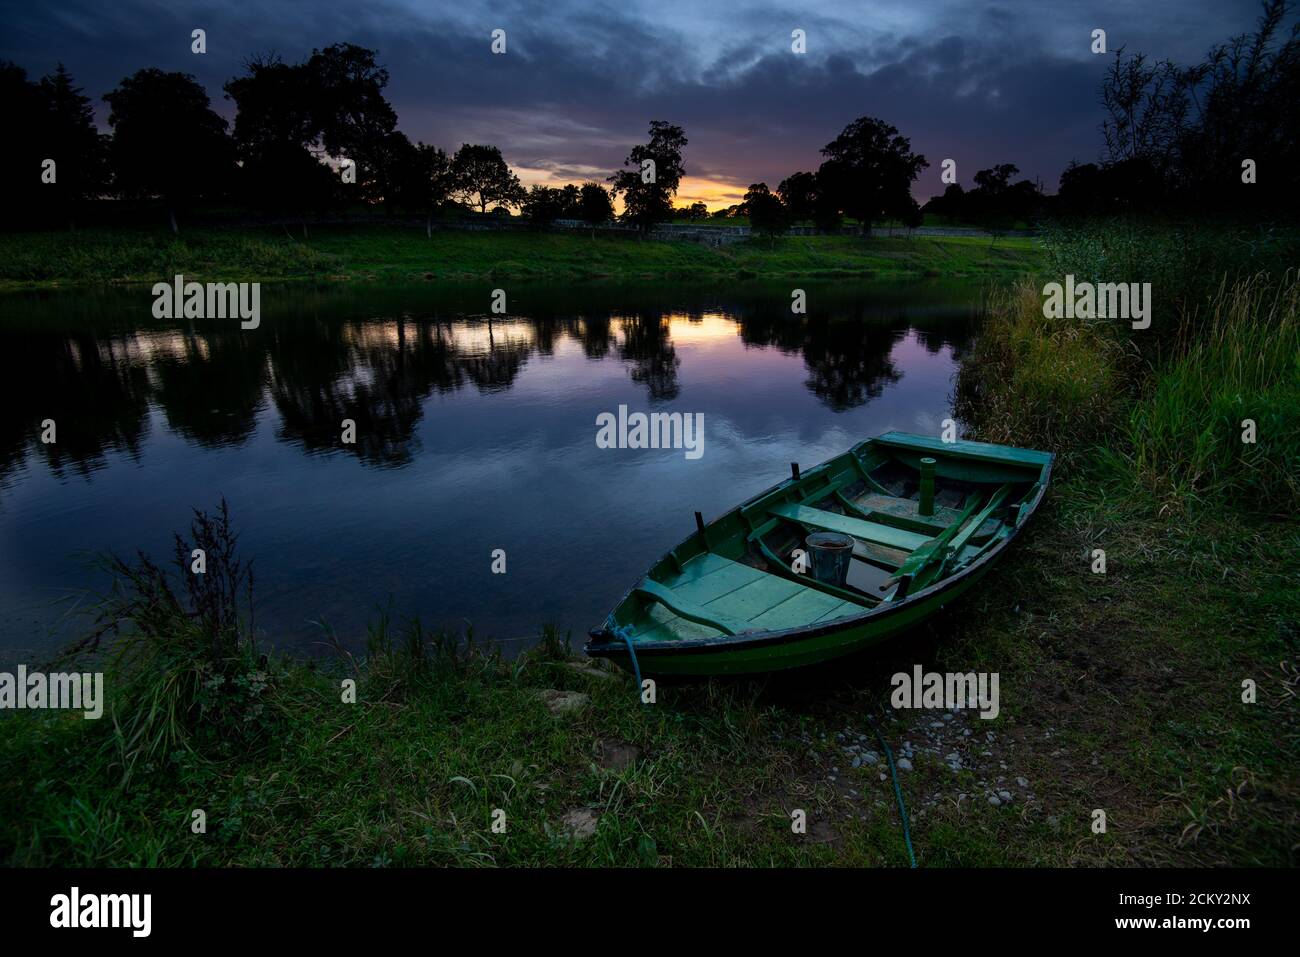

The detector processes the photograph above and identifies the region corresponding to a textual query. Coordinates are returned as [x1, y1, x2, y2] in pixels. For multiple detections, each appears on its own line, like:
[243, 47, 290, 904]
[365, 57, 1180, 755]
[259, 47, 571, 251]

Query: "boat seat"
[631, 553, 860, 640]
[766, 501, 930, 553]
[633, 578, 753, 636]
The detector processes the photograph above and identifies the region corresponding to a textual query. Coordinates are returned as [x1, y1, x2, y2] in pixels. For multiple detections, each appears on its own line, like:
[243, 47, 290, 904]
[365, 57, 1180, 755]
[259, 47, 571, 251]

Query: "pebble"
[896, 758, 913, 771]
[1016, 776, 1029, 788]
[851, 756, 861, 768]
[999, 790, 1012, 802]
[988, 795, 1002, 806]
[862, 752, 879, 765]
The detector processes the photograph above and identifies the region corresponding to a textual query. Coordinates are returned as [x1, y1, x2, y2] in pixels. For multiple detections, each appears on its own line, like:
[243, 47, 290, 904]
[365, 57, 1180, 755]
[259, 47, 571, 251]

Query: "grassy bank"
[1, 220, 1295, 867]
[1, 485, 1293, 866]
[0, 225, 1041, 289]
[3, 424, 1296, 865]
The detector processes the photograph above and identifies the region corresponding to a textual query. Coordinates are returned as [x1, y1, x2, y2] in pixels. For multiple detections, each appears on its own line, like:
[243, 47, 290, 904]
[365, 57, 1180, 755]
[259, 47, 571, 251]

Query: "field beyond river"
[0, 225, 1041, 288]
[0, 220, 1295, 867]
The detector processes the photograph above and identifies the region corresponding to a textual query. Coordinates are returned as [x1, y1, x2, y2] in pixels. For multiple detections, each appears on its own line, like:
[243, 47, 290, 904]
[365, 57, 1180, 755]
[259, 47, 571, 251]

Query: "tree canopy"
[103, 68, 235, 232]
[452, 144, 526, 214]
[816, 116, 928, 235]
[608, 120, 688, 233]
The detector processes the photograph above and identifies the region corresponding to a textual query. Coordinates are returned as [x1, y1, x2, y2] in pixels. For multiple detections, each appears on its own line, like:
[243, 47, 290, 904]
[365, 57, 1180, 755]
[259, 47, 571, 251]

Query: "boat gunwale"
[585, 433, 1054, 659]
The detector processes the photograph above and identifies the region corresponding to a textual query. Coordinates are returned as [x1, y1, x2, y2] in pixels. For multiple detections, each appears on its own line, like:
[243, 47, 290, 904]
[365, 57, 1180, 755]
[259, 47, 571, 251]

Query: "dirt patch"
[598, 740, 641, 770]
[538, 690, 589, 715]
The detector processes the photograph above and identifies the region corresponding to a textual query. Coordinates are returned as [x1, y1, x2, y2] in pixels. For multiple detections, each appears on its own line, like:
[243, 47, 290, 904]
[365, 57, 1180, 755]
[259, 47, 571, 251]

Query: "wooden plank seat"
[632, 552, 859, 640]
[766, 501, 931, 553]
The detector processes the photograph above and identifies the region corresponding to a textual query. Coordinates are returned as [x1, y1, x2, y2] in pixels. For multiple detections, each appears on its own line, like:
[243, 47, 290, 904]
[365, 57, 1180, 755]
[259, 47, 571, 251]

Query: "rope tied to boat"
[868, 712, 918, 868]
[613, 627, 646, 706]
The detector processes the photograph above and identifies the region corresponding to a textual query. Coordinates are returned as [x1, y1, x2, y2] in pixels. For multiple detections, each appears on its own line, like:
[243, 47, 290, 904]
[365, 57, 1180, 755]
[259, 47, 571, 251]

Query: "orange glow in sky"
[514, 166, 749, 215]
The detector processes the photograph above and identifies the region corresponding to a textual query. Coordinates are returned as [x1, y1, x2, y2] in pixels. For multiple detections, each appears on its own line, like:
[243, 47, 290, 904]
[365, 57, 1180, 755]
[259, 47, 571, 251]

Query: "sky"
[0, 0, 1272, 207]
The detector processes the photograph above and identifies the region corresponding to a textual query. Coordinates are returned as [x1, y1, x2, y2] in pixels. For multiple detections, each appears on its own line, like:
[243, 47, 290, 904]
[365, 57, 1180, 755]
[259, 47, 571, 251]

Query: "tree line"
[0, 43, 620, 234]
[1, 1, 1294, 235]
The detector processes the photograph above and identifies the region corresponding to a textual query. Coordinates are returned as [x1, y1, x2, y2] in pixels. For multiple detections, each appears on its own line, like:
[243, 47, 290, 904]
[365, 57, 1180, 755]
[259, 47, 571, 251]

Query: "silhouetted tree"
[900, 198, 924, 235]
[224, 54, 336, 220]
[608, 120, 687, 234]
[521, 184, 566, 227]
[744, 182, 788, 245]
[1096, 0, 1300, 216]
[306, 43, 400, 204]
[103, 69, 235, 232]
[576, 181, 614, 236]
[37, 64, 109, 229]
[0, 63, 46, 228]
[817, 116, 928, 236]
[0, 63, 109, 230]
[922, 182, 966, 220]
[776, 170, 819, 221]
[394, 142, 455, 235]
[557, 183, 581, 217]
[451, 143, 525, 213]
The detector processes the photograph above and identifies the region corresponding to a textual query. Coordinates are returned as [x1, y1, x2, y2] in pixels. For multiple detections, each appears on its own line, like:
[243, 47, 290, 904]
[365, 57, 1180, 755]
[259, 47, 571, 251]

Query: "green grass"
[1117, 276, 1300, 506]
[959, 224, 1300, 511]
[0, 225, 1042, 288]
[945, 221, 1300, 864]
[1, 473, 1294, 866]
[0, 218, 1294, 867]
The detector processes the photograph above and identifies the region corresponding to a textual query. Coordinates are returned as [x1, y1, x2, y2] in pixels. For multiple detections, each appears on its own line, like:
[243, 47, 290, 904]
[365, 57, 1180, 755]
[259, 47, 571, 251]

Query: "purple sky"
[0, 0, 1271, 205]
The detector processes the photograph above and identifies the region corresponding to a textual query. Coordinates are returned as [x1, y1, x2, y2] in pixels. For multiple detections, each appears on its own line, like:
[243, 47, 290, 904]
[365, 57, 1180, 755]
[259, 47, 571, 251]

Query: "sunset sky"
[0, 0, 1268, 206]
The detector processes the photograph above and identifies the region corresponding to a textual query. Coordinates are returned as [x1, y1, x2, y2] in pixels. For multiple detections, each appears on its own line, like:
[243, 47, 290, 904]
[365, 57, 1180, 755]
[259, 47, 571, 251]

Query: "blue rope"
[868, 713, 918, 868]
[613, 627, 645, 706]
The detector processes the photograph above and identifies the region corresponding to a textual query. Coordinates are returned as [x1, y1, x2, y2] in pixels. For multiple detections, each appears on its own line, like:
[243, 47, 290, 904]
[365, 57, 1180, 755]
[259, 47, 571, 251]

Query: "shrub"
[76, 499, 281, 779]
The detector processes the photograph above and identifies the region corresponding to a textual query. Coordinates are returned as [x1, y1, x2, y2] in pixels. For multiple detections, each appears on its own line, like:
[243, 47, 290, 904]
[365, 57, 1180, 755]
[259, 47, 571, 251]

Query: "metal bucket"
[805, 531, 854, 586]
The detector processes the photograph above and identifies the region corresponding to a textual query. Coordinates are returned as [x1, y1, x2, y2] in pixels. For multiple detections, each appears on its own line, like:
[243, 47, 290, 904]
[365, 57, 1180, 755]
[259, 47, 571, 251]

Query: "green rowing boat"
[585, 431, 1053, 677]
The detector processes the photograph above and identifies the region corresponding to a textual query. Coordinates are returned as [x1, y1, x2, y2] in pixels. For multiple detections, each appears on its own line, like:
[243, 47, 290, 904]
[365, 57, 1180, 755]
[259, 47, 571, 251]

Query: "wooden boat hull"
[586, 432, 1053, 678]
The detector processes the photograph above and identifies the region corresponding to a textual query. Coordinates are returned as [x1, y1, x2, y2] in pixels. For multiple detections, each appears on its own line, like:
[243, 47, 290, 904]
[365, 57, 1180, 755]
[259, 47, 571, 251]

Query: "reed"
[960, 222, 1299, 512]
[1112, 273, 1300, 508]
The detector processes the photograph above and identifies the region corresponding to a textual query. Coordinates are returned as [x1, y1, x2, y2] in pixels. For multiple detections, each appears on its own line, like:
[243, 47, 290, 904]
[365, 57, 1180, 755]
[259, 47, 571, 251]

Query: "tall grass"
[954, 281, 1128, 455]
[1038, 219, 1300, 358]
[70, 499, 282, 781]
[1109, 274, 1300, 508]
[959, 222, 1300, 512]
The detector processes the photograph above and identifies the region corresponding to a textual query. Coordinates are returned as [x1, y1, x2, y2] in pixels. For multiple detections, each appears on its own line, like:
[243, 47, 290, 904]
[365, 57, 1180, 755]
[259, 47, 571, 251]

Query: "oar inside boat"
[586, 431, 1053, 678]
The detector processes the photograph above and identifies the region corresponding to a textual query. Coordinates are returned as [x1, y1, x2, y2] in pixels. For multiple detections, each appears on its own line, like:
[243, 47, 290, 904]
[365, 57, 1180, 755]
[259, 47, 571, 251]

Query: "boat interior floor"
[625, 473, 1027, 643]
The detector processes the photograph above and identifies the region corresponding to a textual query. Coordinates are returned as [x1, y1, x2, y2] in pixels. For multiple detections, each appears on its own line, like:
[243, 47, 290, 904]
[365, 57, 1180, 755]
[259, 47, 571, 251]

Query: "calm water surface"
[0, 282, 981, 665]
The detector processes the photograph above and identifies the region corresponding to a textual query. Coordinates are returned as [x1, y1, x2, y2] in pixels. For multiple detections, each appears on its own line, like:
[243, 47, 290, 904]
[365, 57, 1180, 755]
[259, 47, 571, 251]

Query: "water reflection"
[0, 284, 974, 480]
[0, 282, 978, 663]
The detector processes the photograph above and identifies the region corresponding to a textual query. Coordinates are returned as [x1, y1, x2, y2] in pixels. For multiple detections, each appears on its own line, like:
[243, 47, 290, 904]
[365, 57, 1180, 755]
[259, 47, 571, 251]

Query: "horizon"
[0, 0, 1269, 208]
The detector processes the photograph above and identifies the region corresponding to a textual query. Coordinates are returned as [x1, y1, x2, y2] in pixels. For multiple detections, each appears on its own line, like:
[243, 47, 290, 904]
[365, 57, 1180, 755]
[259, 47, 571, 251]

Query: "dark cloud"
[0, 0, 1270, 198]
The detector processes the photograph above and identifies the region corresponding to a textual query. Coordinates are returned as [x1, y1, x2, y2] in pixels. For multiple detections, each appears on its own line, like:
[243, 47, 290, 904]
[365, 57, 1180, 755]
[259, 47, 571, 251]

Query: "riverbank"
[2, 471, 1294, 866]
[1, 221, 1294, 867]
[0, 225, 1041, 289]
